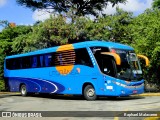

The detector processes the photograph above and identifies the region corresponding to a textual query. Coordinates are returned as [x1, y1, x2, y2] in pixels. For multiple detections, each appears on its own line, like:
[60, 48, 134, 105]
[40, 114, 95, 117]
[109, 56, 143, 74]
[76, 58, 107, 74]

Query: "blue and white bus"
[4, 41, 149, 100]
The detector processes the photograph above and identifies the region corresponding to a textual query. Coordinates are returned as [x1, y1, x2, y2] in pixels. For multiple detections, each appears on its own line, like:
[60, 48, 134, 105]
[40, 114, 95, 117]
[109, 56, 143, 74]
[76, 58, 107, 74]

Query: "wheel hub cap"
[87, 89, 94, 97]
[22, 87, 26, 94]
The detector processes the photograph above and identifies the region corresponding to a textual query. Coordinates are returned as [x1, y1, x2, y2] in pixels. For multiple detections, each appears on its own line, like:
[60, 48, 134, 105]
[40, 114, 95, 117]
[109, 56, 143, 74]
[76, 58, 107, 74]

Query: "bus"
[4, 41, 149, 100]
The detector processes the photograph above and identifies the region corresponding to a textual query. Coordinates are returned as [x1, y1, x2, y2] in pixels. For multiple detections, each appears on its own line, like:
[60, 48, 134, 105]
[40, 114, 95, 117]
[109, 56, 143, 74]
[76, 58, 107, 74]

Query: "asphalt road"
[0, 94, 160, 120]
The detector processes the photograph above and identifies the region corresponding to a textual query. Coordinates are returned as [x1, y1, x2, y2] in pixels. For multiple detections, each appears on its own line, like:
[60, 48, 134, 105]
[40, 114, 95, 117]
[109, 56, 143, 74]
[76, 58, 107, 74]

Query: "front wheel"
[83, 85, 97, 101]
[20, 84, 27, 96]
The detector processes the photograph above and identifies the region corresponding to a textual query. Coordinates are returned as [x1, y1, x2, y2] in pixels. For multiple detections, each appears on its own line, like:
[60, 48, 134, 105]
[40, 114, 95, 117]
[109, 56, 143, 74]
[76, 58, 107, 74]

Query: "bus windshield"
[90, 47, 143, 81]
[115, 49, 142, 81]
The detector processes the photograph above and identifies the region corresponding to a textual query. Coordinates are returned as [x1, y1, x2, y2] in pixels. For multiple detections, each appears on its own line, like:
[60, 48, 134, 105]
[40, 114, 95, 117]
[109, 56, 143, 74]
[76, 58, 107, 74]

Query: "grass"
[0, 79, 5, 91]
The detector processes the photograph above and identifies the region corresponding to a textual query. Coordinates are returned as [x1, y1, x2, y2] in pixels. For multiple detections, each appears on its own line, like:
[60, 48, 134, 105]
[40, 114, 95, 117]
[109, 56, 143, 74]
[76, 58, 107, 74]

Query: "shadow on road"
[98, 96, 145, 101]
[6, 93, 145, 101]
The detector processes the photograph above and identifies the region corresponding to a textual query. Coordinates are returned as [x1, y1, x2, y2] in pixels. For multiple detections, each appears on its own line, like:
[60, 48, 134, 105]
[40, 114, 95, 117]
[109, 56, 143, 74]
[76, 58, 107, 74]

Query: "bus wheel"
[83, 85, 97, 101]
[20, 84, 27, 96]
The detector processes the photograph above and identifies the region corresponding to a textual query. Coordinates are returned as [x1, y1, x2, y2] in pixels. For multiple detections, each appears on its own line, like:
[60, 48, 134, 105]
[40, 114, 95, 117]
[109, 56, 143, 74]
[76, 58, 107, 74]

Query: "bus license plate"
[133, 90, 137, 94]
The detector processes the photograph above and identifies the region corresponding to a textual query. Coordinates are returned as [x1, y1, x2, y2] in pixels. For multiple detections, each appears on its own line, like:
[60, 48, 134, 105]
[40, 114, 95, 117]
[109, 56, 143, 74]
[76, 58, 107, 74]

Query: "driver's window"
[101, 56, 116, 77]
[90, 47, 116, 77]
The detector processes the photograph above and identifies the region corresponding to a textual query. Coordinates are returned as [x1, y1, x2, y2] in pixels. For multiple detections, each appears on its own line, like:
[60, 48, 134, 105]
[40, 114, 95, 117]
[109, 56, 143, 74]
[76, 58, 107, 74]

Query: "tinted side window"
[22, 57, 31, 69]
[44, 54, 53, 67]
[75, 48, 93, 67]
[5, 48, 94, 69]
[31, 56, 38, 68]
[39, 55, 45, 67]
[6, 59, 13, 70]
[6, 58, 21, 70]
[54, 50, 75, 66]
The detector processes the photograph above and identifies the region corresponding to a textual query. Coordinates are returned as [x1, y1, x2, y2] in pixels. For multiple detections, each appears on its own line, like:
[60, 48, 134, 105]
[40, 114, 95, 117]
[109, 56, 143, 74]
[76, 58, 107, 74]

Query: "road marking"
[113, 107, 160, 120]
[144, 117, 160, 120]
[114, 117, 119, 120]
[121, 105, 160, 111]
[144, 112, 160, 120]
[114, 109, 129, 120]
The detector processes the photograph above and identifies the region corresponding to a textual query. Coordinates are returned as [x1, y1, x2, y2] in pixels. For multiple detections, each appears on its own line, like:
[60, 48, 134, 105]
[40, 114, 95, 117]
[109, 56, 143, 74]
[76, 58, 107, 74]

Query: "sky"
[0, 0, 153, 30]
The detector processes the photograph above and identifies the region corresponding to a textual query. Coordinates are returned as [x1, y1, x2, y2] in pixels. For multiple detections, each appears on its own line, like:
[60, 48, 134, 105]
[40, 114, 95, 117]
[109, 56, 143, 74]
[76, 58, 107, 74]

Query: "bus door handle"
[92, 78, 97, 80]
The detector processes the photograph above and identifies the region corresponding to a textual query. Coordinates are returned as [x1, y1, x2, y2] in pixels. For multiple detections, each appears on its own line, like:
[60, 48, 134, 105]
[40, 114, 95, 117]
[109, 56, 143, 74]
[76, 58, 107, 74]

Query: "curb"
[0, 92, 20, 96]
[133, 93, 160, 96]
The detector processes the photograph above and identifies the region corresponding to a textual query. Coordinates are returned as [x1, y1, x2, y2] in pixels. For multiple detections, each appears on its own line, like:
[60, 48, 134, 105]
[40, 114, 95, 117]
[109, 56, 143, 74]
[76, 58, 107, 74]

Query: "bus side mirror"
[137, 54, 149, 67]
[101, 52, 121, 65]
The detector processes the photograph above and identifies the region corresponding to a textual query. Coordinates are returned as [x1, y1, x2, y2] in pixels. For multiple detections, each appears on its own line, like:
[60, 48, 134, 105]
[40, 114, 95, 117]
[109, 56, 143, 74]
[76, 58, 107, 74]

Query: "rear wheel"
[83, 85, 97, 101]
[20, 84, 27, 96]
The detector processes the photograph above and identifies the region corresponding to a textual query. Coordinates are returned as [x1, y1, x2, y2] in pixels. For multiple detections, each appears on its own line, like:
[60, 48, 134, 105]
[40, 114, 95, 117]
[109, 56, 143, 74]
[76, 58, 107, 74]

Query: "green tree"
[80, 8, 133, 43]
[0, 25, 32, 91]
[152, 0, 160, 9]
[0, 20, 9, 28]
[15, 15, 70, 52]
[16, 0, 126, 17]
[106, 8, 133, 43]
[130, 9, 160, 84]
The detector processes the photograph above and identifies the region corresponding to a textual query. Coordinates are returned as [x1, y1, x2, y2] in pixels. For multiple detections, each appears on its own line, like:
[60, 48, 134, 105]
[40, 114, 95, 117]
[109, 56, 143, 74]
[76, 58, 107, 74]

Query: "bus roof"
[5, 40, 134, 59]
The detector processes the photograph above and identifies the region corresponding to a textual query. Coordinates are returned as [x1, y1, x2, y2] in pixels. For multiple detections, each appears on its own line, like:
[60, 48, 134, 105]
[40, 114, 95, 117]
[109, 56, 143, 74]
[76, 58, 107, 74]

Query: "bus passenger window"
[9, 58, 21, 70]
[22, 57, 31, 69]
[44, 54, 52, 67]
[53, 50, 75, 66]
[40, 55, 44, 67]
[6, 59, 10, 69]
[6, 59, 16, 70]
[12, 60, 16, 69]
[31, 56, 38, 68]
[19, 58, 23, 69]
[75, 48, 93, 67]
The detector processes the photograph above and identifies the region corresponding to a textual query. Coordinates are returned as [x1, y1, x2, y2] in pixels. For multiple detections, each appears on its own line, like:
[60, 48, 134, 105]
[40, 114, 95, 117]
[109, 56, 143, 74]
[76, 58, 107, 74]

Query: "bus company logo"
[56, 44, 75, 75]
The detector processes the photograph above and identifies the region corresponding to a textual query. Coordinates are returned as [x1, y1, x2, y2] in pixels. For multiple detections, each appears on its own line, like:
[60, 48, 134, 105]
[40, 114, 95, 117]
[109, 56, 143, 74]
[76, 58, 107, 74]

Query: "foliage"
[22, 15, 70, 52]
[16, 0, 126, 17]
[129, 9, 160, 84]
[0, 79, 5, 91]
[152, 0, 160, 9]
[0, 20, 9, 28]
[0, 25, 32, 90]
[74, 8, 133, 43]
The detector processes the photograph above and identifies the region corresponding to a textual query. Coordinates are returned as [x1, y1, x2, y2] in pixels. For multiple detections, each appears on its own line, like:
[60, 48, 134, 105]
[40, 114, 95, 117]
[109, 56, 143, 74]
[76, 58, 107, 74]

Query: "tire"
[20, 84, 27, 96]
[83, 85, 97, 101]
